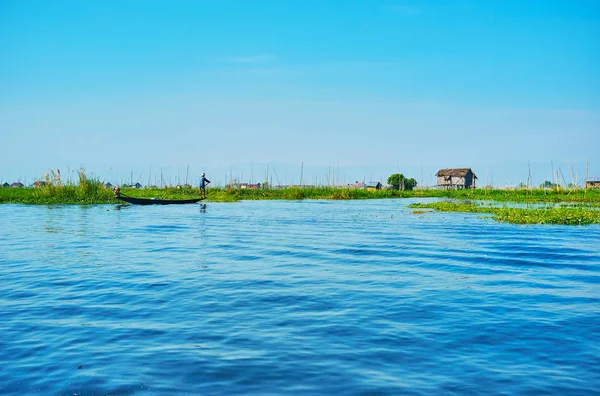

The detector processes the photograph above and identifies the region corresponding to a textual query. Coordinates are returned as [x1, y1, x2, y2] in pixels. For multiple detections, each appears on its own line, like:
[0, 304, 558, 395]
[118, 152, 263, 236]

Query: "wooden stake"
[586, 157, 589, 196]
[568, 164, 576, 191]
[551, 160, 555, 189]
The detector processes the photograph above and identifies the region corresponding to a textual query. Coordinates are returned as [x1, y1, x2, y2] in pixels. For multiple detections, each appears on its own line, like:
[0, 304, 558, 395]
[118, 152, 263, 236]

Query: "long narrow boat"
[116, 195, 204, 205]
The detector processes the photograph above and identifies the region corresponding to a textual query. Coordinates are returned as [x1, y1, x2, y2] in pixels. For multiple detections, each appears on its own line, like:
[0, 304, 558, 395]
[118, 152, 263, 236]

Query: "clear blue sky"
[1, 0, 598, 186]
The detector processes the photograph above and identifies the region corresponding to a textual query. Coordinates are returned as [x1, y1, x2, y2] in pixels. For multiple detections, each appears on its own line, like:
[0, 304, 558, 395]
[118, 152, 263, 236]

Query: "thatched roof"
[436, 168, 477, 178]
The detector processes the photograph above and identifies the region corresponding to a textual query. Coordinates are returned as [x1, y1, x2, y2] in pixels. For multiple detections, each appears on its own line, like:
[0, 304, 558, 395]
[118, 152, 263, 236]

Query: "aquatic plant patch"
[408, 201, 600, 225]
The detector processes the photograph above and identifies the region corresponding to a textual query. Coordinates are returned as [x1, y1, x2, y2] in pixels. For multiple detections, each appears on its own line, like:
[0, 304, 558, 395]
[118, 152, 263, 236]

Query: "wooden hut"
[436, 168, 477, 189]
[586, 177, 600, 189]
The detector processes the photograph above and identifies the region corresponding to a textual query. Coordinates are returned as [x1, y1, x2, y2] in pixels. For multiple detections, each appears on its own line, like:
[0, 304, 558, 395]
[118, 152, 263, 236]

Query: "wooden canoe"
[116, 196, 204, 205]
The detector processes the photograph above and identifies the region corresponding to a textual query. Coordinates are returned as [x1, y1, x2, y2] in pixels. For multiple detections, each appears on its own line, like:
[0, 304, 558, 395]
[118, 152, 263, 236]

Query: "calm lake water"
[1, 199, 599, 395]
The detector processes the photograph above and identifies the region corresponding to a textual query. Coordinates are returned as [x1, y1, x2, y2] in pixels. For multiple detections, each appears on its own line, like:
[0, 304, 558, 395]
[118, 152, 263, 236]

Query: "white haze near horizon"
[1, 96, 598, 187]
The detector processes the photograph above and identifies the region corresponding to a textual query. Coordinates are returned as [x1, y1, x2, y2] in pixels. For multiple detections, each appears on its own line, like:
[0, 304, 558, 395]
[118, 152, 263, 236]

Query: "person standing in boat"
[199, 172, 210, 198]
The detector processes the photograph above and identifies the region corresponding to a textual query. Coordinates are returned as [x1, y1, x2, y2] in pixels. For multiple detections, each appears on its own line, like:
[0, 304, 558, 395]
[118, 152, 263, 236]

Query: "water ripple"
[0, 200, 599, 395]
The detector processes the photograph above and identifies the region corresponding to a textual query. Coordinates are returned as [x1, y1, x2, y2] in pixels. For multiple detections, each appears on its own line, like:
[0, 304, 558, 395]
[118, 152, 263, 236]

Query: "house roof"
[587, 177, 600, 182]
[436, 168, 477, 178]
[366, 182, 381, 187]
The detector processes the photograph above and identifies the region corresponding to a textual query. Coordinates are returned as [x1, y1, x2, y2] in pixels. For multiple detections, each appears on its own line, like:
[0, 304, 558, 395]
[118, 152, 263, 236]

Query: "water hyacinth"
[408, 201, 600, 225]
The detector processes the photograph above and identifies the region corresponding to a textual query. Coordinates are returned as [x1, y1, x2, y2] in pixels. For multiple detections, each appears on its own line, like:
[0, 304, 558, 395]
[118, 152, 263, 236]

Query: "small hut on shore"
[586, 177, 600, 189]
[436, 168, 477, 189]
[2, 182, 9, 188]
[11, 182, 24, 188]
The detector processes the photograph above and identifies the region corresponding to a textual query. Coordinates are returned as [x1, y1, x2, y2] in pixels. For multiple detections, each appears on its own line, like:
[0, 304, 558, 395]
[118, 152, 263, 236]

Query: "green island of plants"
[408, 201, 600, 225]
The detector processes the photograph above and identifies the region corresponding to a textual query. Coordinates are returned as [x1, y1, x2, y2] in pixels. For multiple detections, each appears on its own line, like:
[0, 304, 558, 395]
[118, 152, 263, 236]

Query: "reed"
[1, 168, 116, 204]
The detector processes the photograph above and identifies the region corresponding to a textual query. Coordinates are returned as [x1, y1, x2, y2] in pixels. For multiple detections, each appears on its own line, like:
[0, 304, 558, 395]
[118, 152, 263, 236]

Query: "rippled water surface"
[1, 200, 599, 395]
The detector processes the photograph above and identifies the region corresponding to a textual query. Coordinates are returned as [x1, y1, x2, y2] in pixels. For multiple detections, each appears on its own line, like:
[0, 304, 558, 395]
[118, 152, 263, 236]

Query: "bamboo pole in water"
[585, 158, 589, 197]
[568, 164, 576, 191]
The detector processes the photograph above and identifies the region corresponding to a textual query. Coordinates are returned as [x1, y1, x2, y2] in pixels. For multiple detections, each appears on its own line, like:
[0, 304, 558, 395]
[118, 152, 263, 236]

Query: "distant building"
[131, 182, 143, 189]
[230, 182, 262, 189]
[11, 182, 24, 188]
[32, 181, 47, 188]
[436, 168, 477, 189]
[366, 182, 382, 191]
[586, 177, 600, 189]
[104, 182, 113, 189]
[348, 181, 365, 189]
[2, 182, 9, 188]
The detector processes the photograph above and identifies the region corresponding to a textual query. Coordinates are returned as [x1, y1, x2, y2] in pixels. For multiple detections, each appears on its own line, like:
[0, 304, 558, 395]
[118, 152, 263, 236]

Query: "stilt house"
[436, 168, 477, 189]
[586, 177, 600, 189]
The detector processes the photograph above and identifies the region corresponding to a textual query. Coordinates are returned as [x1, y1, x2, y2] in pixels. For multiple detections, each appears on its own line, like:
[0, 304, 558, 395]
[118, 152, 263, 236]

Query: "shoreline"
[1, 186, 599, 225]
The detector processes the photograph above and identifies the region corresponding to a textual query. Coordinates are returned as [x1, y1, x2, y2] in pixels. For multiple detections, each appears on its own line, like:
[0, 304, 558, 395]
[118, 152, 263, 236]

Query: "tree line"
[387, 173, 417, 190]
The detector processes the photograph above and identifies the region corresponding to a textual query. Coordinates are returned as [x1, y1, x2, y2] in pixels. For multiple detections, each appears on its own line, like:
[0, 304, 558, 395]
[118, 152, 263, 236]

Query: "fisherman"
[199, 173, 210, 198]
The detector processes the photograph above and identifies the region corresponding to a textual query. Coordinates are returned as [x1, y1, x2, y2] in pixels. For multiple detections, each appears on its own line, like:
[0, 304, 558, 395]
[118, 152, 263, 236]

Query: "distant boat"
[115, 195, 204, 205]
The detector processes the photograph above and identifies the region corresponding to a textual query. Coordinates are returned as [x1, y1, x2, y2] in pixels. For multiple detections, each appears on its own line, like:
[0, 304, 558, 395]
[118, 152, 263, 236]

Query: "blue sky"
[1, 0, 598, 186]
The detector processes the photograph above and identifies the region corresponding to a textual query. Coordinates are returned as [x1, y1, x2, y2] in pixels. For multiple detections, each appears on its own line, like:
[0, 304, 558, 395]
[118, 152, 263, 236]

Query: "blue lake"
[1, 199, 599, 395]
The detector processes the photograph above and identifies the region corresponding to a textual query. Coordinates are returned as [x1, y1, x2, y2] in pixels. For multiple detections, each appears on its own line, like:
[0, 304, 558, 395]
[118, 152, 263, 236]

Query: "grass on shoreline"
[1, 184, 599, 205]
[1, 178, 599, 225]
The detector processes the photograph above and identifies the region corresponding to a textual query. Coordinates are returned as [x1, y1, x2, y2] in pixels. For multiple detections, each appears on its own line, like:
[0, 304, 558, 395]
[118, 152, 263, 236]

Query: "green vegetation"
[1, 168, 599, 226]
[2, 181, 600, 205]
[540, 180, 560, 189]
[408, 201, 600, 225]
[387, 173, 417, 190]
[1, 169, 118, 204]
[203, 186, 600, 204]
